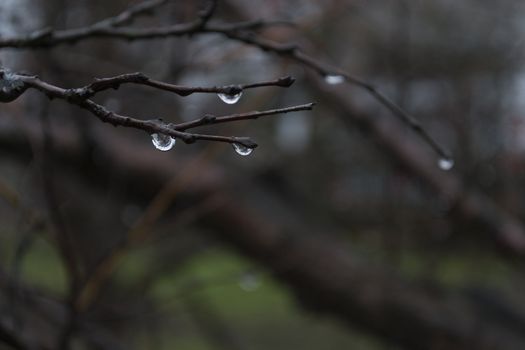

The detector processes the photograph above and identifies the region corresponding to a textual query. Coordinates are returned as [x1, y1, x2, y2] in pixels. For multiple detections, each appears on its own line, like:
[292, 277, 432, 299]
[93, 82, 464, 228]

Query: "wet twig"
[0, 70, 313, 149]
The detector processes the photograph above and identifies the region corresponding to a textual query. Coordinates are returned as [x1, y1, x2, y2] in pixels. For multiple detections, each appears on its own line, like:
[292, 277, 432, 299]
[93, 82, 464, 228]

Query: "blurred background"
[2, 0, 525, 349]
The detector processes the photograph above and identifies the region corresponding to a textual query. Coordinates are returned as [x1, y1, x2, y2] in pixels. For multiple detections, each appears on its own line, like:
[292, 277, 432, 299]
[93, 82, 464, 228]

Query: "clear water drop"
[324, 74, 345, 85]
[151, 133, 176, 151]
[218, 91, 242, 104]
[232, 143, 253, 156]
[238, 272, 261, 292]
[438, 158, 454, 171]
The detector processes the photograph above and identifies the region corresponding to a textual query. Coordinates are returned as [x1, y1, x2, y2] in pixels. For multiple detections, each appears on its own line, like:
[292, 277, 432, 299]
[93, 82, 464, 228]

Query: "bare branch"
[94, 0, 168, 28]
[0, 0, 450, 162]
[0, 23, 200, 49]
[211, 29, 453, 161]
[197, 0, 218, 28]
[71, 73, 295, 98]
[174, 103, 315, 131]
[0, 1, 451, 162]
[3, 71, 312, 149]
[0, 6, 290, 49]
[211, 19, 296, 32]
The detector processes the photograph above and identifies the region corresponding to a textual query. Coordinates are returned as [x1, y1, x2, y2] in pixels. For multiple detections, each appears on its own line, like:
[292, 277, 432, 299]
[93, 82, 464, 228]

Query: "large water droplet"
[324, 74, 345, 85]
[438, 158, 454, 171]
[232, 143, 253, 156]
[238, 272, 261, 292]
[151, 133, 176, 151]
[218, 91, 242, 104]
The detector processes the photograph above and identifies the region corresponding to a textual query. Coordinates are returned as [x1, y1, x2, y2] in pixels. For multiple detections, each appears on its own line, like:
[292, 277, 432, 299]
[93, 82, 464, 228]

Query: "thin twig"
[93, 0, 168, 28]
[174, 103, 315, 131]
[75, 147, 220, 311]
[212, 30, 452, 160]
[6, 72, 312, 149]
[71, 73, 294, 98]
[0, 1, 218, 49]
[0, 6, 289, 49]
[197, 0, 218, 28]
[0, 1, 450, 159]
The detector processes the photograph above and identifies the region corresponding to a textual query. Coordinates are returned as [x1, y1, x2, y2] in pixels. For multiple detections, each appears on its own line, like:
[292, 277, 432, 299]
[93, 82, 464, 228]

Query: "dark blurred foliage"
[2, 0, 525, 349]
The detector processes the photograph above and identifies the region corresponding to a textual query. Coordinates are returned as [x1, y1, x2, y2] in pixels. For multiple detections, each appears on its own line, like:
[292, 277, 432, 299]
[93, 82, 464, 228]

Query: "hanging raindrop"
[232, 142, 253, 156]
[438, 158, 454, 171]
[218, 91, 243, 104]
[324, 74, 345, 85]
[151, 133, 176, 151]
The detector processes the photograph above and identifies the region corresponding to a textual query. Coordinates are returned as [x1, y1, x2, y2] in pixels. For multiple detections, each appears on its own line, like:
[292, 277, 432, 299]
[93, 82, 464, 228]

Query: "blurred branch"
[197, 0, 218, 28]
[37, 107, 81, 289]
[0, 0, 199, 48]
[205, 196, 525, 350]
[0, 69, 313, 149]
[0, 1, 269, 49]
[74, 148, 220, 312]
[0, 319, 27, 350]
[313, 81, 525, 255]
[1, 127, 525, 349]
[93, 0, 169, 28]
[0, 0, 450, 161]
[210, 19, 296, 32]
[36, 104, 81, 350]
[209, 28, 451, 161]
[0, 267, 127, 350]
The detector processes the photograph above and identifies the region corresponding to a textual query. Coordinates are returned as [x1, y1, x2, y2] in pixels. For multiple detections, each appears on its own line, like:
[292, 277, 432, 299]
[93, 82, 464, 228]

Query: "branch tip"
[276, 76, 295, 87]
[234, 137, 258, 149]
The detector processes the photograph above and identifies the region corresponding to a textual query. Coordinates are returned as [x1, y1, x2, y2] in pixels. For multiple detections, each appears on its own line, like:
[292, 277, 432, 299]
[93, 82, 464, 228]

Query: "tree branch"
[70, 72, 295, 98]
[1, 127, 524, 350]
[1, 70, 312, 149]
[93, 0, 168, 28]
[0, 1, 452, 162]
[0, 1, 218, 49]
[174, 103, 315, 131]
[210, 29, 453, 161]
[0, 5, 291, 49]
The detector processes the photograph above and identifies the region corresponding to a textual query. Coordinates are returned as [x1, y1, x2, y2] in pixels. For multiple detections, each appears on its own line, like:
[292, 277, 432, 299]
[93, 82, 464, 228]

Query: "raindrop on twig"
[232, 143, 253, 156]
[438, 158, 454, 171]
[151, 133, 176, 151]
[218, 91, 243, 104]
[324, 74, 345, 85]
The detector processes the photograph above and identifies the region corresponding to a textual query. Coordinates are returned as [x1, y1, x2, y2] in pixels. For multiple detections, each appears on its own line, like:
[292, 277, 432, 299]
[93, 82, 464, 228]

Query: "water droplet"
[232, 143, 253, 156]
[438, 158, 454, 171]
[238, 272, 261, 292]
[324, 74, 345, 85]
[218, 91, 242, 104]
[151, 133, 176, 151]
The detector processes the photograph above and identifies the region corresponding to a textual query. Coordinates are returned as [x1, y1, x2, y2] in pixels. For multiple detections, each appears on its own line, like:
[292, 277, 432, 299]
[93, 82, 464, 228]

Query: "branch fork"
[0, 69, 313, 149]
